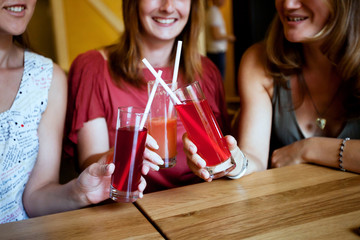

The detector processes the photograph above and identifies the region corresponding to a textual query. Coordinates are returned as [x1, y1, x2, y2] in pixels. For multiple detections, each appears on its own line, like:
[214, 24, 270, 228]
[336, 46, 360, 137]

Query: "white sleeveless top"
[0, 51, 53, 223]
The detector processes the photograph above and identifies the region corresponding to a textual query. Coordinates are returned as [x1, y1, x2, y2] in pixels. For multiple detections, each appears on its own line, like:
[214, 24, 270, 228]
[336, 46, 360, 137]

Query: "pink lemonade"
[149, 117, 177, 160]
[111, 126, 147, 192]
[175, 99, 231, 166]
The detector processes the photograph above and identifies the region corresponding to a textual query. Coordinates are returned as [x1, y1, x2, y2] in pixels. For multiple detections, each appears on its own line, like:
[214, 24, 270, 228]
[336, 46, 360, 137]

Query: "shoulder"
[70, 50, 105, 71]
[199, 56, 224, 92]
[52, 63, 67, 89]
[47, 62, 67, 105]
[200, 56, 223, 83]
[201, 56, 220, 74]
[241, 42, 267, 66]
[239, 42, 269, 81]
[68, 50, 107, 85]
[238, 42, 273, 95]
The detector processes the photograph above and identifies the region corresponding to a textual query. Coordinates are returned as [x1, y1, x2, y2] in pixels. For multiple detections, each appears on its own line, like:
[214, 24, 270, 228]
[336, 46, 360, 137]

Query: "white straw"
[142, 58, 182, 105]
[168, 41, 182, 118]
[139, 70, 162, 130]
[171, 41, 182, 91]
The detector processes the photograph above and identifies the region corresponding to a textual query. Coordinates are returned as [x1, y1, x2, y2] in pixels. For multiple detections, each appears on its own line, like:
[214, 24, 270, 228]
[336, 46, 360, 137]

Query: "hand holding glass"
[110, 107, 148, 203]
[174, 81, 236, 179]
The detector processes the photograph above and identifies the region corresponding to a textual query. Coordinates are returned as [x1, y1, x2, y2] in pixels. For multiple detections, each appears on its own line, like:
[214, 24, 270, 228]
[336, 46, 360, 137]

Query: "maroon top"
[64, 50, 229, 193]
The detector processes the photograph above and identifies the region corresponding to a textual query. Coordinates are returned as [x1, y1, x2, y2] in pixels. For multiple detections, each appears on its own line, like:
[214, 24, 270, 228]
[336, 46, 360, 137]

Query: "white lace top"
[0, 51, 53, 224]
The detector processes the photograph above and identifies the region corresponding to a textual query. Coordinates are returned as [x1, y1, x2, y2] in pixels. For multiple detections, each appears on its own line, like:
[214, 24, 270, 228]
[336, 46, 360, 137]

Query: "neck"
[140, 37, 174, 68]
[0, 35, 22, 69]
[302, 43, 333, 74]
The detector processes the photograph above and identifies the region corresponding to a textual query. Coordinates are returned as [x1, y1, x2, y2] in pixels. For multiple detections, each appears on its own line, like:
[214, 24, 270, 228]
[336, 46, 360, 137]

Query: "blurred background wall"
[27, 0, 275, 108]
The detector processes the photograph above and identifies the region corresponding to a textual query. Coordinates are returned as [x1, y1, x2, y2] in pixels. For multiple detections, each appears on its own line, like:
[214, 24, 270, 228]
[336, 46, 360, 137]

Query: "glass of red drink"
[110, 107, 148, 202]
[174, 81, 236, 179]
[148, 81, 177, 168]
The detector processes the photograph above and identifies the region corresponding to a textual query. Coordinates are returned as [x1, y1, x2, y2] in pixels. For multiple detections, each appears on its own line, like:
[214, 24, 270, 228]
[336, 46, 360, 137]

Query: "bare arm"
[234, 43, 273, 174]
[272, 137, 360, 173]
[23, 64, 91, 216]
[77, 117, 111, 170]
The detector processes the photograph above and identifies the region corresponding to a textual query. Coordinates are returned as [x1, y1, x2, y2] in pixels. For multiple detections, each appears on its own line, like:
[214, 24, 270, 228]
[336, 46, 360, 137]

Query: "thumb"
[225, 135, 238, 152]
[87, 162, 115, 178]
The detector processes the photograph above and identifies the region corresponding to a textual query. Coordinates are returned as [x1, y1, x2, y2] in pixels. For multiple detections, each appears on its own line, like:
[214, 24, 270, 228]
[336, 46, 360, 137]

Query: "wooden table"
[1, 164, 359, 239]
[135, 164, 360, 239]
[0, 202, 163, 240]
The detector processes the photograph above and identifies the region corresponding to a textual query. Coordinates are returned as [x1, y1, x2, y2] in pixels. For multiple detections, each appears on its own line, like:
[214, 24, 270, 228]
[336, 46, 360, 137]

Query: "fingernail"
[152, 142, 159, 150]
[201, 169, 208, 179]
[198, 160, 206, 168]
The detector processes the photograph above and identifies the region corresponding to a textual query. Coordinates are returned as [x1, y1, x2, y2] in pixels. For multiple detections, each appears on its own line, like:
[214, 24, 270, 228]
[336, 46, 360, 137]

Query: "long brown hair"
[265, 0, 360, 117]
[106, 0, 204, 89]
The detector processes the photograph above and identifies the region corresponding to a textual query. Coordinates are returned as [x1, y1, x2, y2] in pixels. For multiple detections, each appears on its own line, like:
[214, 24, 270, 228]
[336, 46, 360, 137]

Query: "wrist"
[72, 178, 91, 208]
[227, 149, 248, 179]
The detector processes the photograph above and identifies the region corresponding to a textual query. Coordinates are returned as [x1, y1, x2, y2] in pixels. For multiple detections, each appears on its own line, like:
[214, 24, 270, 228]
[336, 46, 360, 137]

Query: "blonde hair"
[265, 0, 360, 116]
[106, 0, 204, 88]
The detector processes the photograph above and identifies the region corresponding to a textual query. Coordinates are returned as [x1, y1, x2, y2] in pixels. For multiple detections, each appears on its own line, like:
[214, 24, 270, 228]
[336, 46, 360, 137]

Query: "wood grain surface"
[0, 202, 163, 240]
[135, 164, 360, 240]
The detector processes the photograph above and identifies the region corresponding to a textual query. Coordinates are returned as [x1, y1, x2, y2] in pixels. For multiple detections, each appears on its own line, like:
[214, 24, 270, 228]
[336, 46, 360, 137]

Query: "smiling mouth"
[153, 17, 176, 24]
[287, 16, 307, 22]
[4, 5, 25, 13]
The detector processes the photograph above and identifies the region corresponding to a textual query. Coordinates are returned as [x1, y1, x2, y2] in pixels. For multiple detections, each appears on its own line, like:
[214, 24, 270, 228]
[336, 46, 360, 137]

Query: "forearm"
[24, 180, 88, 218]
[303, 137, 360, 173]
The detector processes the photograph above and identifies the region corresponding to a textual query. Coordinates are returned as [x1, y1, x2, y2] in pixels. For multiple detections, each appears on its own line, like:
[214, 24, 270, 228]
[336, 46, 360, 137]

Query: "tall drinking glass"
[174, 81, 235, 179]
[110, 107, 148, 203]
[148, 81, 177, 168]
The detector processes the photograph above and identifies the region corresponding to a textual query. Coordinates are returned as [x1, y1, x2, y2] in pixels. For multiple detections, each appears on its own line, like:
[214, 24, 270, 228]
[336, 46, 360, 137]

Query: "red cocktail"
[174, 82, 235, 178]
[110, 107, 148, 202]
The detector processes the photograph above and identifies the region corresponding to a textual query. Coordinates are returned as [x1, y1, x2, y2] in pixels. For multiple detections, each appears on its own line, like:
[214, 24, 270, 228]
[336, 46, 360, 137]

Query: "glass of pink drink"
[110, 107, 148, 203]
[148, 81, 177, 168]
[174, 81, 235, 179]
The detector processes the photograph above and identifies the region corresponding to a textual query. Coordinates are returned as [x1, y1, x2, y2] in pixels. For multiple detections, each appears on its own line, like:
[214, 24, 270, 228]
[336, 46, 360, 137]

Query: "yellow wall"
[63, 0, 122, 67]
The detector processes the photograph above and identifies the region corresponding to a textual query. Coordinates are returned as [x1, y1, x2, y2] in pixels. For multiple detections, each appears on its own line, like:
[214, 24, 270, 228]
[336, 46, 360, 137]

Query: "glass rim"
[117, 106, 147, 116]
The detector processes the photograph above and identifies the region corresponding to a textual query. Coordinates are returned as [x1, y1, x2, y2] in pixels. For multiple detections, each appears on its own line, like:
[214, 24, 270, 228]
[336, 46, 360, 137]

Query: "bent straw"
[142, 58, 182, 105]
[139, 70, 162, 130]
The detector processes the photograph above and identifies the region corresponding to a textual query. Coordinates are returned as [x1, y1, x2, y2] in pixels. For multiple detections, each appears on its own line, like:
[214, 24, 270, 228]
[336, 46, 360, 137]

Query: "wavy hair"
[106, 0, 204, 88]
[265, 0, 360, 117]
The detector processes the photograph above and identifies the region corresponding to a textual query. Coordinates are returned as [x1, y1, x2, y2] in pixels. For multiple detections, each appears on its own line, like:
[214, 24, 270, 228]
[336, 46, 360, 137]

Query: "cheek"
[178, 0, 191, 17]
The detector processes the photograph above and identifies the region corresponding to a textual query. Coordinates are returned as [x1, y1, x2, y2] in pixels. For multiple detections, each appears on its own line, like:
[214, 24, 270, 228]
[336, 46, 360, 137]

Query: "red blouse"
[64, 50, 229, 193]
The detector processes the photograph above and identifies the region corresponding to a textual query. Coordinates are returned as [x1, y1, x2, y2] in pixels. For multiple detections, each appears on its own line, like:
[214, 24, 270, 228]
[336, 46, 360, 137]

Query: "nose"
[282, 0, 302, 9]
[160, 0, 175, 13]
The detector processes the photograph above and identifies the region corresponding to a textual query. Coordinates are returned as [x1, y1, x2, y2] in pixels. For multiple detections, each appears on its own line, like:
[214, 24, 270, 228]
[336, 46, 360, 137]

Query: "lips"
[4, 5, 25, 13]
[153, 17, 176, 24]
[287, 16, 308, 22]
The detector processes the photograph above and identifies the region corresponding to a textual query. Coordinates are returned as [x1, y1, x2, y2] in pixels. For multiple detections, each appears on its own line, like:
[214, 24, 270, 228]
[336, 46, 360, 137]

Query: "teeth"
[6, 6, 25, 13]
[154, 18, 175, 24]
[288, 17, 306, 22]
